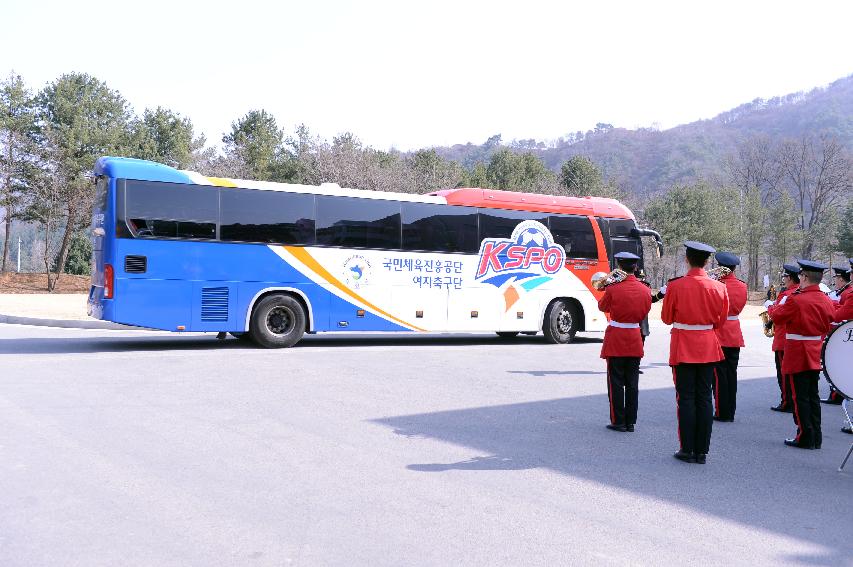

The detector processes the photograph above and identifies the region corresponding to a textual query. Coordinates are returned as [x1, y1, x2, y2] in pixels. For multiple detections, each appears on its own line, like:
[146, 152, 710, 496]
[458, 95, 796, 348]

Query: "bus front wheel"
[250, 294, 306, 348]
[542, 299, 579, 344]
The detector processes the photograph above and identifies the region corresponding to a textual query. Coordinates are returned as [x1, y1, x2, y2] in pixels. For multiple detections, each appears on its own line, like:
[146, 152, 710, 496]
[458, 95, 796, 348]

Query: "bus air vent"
[124, 255, 147, 274]
[201, 287, 229, 322]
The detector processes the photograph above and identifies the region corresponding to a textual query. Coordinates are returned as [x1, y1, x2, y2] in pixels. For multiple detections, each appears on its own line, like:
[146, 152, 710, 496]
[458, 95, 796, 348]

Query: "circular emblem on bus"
[343, 255, 371, 289]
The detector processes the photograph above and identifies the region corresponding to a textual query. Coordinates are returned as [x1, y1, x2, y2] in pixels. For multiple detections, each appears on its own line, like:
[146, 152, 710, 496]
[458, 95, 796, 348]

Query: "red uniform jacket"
[597, 275, 652, 359]
[661, 268, 729, 365]
[715, 273, 747, 348]
[768, 284, 798, 352]
[835, 283, 852, 308]
[771, 285, 835, 374]
[834, 287, 853, 322]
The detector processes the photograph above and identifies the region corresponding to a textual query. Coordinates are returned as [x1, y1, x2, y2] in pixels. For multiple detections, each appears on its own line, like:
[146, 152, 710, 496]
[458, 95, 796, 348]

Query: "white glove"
[658, 285, 667, 296]
[779, 295, 788, 305]
[763, 300, 774, 309]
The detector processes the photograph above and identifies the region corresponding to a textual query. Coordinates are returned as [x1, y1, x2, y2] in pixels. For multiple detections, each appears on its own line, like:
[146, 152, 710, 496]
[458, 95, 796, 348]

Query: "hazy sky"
[2, 0, 851, 151]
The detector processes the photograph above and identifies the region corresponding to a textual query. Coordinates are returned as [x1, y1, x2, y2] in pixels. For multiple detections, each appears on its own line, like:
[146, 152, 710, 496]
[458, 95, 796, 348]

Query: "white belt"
[609, 321, 640, 329]
[673, 323, 713, 331]
[786, 333, 822, 341]
[726, 315, 739, 321]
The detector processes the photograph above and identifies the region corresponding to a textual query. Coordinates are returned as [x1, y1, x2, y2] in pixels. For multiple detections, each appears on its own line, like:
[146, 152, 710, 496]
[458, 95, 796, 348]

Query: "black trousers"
[791, 370, 822, 448]
[607, 357, 640, 426]
[774, 351, 792, 408]
[673, 363, 714, 455]
[713, 347, 740, 420]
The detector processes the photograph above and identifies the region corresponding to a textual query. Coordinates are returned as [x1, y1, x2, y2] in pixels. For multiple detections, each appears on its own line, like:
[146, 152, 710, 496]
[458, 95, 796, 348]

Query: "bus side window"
[316, 196, 401, 249]
[547, 215, 597, 259]
[124, 180, 218, 240]
[220, 188, 315, 245]
[478, 209, 547, 240]
[402, 203, 478, 253]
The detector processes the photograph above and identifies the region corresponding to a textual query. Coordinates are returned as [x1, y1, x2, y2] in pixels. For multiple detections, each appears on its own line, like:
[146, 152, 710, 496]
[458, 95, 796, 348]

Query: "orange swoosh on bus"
[284, 246, 425, 332]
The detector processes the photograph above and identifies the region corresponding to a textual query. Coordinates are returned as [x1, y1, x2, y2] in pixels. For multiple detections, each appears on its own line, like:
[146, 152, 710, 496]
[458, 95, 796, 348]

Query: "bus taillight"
[104, 263, 114, 299]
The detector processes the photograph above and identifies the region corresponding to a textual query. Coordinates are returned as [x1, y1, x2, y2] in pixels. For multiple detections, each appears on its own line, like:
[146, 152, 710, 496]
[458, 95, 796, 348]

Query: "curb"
[0, 314, 141, 331]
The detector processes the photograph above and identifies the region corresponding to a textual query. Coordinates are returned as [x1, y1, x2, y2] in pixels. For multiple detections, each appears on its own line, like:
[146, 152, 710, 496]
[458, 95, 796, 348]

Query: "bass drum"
[821, 319, 853, 399]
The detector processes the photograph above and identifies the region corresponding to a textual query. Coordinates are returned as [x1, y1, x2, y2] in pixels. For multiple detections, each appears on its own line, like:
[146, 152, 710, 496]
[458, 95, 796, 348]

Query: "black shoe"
[626, 424, 635, 432]
[674, 450, 696, 463]
[695, 454, 706, 464]
[842, 426, 853, 435]
[771, 405, 793, 413]
[784, 438, 814, 449]
[638, 370, 644, 374]
[820, 397, 843, 405]
[606, 424, 627, 432]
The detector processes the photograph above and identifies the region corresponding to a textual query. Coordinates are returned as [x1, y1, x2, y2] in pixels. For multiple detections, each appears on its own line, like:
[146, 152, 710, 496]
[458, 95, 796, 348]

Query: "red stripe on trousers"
[607, 360, 616, 424]
[790, 375, 802, 443]
[713, 367, 720, 416]
[672, 367, 681, 448]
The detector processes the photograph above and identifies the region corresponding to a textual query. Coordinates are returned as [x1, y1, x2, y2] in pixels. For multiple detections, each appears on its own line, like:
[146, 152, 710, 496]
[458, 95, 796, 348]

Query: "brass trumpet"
[592, 269, 629, 290]
[708, 266, 732, 281]
[759, 310, 775, 338]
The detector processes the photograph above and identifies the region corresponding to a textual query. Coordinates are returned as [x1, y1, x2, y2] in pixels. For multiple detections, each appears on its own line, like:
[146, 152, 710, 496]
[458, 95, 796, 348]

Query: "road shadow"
[0, 332, 602, 354]
[373, 378, 853, 565]
[507, 370, 608, 376]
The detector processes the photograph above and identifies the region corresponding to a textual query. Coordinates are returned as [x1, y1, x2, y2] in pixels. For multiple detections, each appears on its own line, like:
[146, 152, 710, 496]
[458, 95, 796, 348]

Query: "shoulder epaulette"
[640, 280, 651, 288]
[668, 276, 683, 283]
[737, 278, 747, 284]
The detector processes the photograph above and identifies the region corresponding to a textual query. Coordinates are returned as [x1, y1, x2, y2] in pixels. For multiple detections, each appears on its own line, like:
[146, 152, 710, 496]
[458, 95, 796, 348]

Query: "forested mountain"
[435, 74, 853, 195]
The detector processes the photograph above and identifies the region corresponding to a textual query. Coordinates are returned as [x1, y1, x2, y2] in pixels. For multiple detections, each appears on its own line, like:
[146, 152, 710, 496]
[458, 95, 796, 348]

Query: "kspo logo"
[475, 220, 566, 282]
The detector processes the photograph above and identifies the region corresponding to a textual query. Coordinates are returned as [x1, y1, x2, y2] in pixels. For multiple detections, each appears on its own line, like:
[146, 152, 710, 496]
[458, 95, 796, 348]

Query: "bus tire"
[542, 299, 579, 344]
[496, 331, 519, 339]
[249, 294, 306, 348]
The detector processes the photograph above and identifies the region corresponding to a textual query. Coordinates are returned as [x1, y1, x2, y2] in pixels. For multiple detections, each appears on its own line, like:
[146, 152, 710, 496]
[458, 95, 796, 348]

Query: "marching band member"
[770, 260, 836, 450]
[834, 263, 853, 323]
[712, 252, 747, 422]
[821, 265, 851, 405]
[661, 242, 729, 464]
[768, 264, 801, 413]
[597, 252, 652, 432]
[827, 266, 851, 304]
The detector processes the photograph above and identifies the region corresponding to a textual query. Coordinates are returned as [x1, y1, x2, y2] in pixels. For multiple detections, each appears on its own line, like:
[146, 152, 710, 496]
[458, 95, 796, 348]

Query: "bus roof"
[431, 188, 634, 219]
[95, 156, 634, 219]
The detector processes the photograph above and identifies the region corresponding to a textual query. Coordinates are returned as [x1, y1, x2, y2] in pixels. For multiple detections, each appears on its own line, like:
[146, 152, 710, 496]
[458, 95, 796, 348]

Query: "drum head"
[822, 320, 853, 399]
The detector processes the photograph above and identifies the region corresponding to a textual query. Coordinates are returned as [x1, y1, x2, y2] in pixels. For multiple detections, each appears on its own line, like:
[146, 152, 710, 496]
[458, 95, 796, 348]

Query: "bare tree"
[20, 128, 66, 290]
[780, 134, 852, 258]
[1, 73, 37, 272]
[725, 136, 785, 289]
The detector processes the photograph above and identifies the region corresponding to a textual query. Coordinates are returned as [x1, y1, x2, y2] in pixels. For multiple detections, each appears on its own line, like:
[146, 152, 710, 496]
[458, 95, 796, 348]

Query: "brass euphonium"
[592, 269, 629, 290]
[759, 310, 775, 338]
[707, 266, 732, 281]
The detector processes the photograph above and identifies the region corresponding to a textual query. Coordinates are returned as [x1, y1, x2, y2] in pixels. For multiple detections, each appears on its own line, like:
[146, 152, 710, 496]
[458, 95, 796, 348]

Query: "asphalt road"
[0, 322, 850, 566]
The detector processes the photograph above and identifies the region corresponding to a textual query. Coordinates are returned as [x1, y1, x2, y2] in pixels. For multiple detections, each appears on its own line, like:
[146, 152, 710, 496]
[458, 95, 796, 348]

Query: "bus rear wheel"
[542, 299, 579, 344]
[250, 294, 306, 348]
